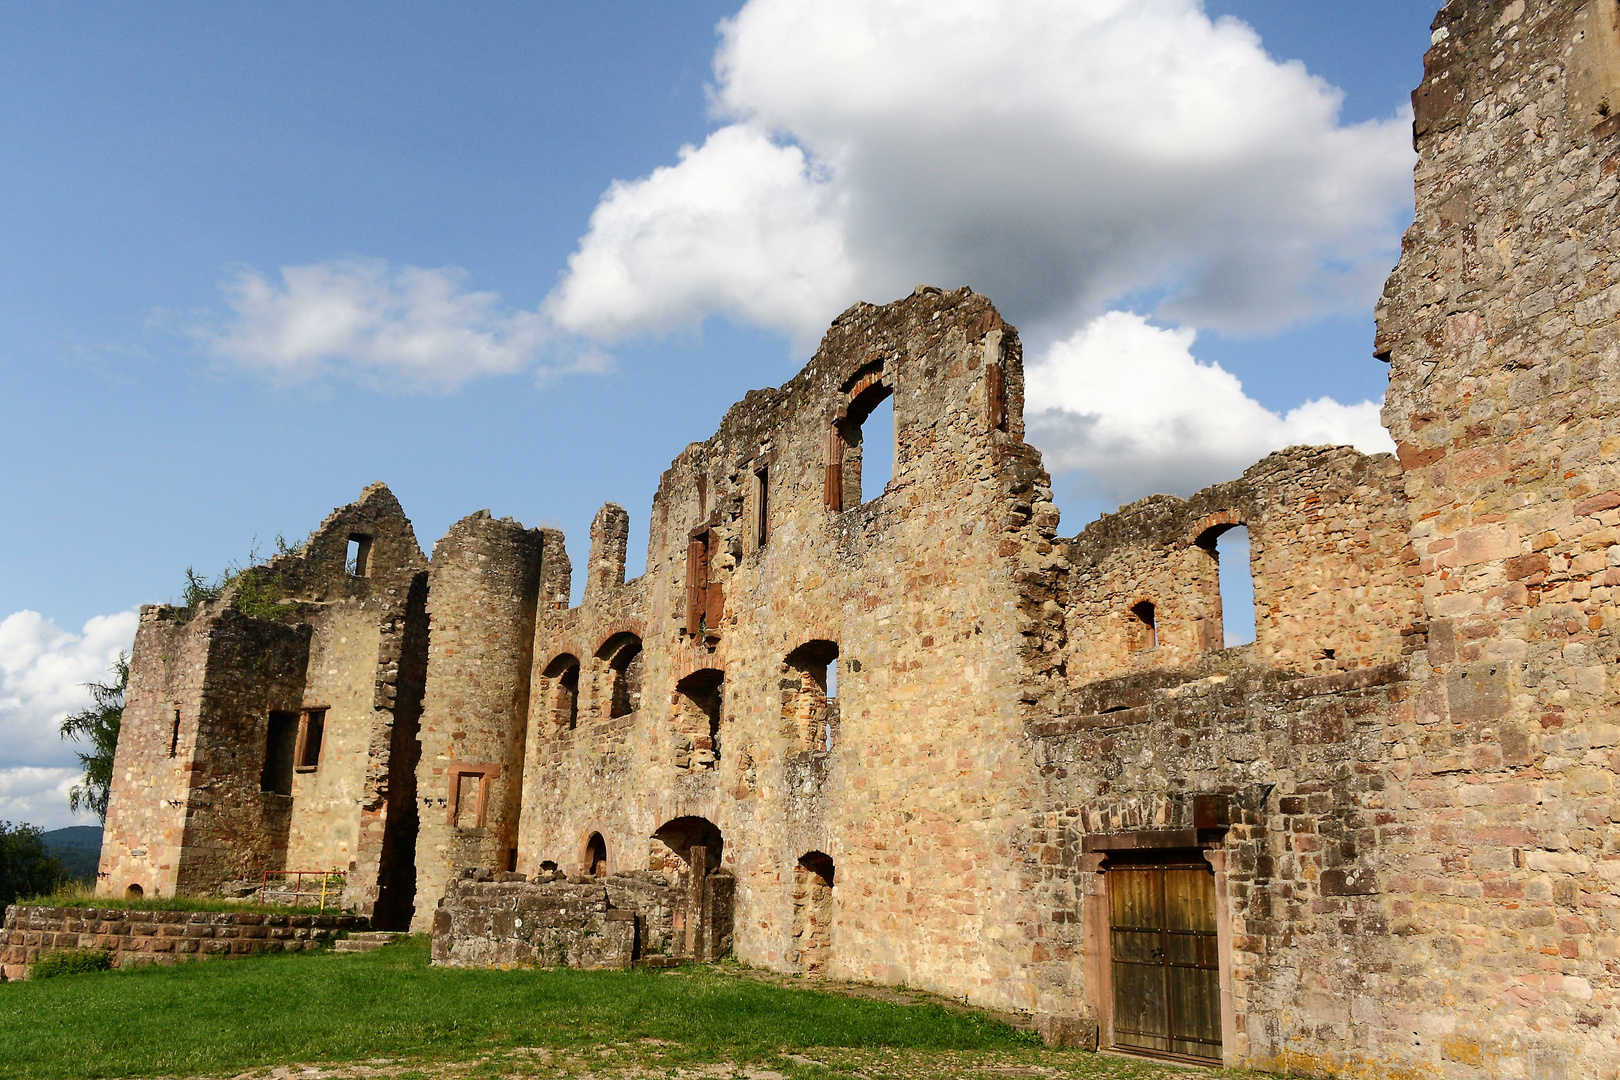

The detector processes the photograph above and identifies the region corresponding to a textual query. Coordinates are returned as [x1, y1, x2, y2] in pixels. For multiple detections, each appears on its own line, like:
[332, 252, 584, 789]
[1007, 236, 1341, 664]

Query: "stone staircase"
[333, 932, 407, 954]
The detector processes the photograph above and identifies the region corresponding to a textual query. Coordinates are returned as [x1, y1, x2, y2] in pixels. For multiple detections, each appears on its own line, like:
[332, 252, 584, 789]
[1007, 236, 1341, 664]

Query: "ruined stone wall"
[99, 606, 212, 899]
[173, 610, 312, 891]
[501, 287, 1058, 1013]
[1063, 447, 1418, 686]
[0, 904, 365, 980]
[409, 512, 549, 931]
[1362, 1, 1620, 1075]
[100, 484, 429, 920]
[429, 871, 680, 970]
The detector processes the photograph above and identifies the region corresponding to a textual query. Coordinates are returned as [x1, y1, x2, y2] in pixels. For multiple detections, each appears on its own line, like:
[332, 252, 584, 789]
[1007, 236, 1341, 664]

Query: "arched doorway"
[792, 851, 835, 979]
[585, 832, 608, 877]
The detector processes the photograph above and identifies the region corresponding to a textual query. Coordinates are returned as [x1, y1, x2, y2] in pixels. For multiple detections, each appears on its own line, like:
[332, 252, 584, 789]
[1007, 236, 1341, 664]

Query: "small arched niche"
[125, 883, 144, 900]
[542, 653, 581, 730]
[792, 851, 836, 980]
[652, 816, 724, 874]
[672, 668, 723, 771]
[596, 633, 644, 719]
[585, 832, 608, 877]
[782, 640, 839, 751]
[1196, 522, 1256, 648]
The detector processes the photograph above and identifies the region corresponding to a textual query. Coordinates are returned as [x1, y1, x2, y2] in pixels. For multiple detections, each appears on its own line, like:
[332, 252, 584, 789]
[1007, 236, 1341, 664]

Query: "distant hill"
[41, 825, 102, 882]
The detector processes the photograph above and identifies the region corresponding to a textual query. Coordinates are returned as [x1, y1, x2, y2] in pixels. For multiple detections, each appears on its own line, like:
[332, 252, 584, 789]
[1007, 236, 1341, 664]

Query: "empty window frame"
[1196, 523, 1256, 649]
[294, 707, 327, 772]
[345, 534, 373, 577]
[673, 668, 724, 771]
[260, 711, 297, 795]
[685, 527, 724, 638]
[169, 708, 182, 758]
[1129, 601, 1158, 652]
[447, 765, 499, 829]
[827, 382, 896, 511]
[754, 464, 770, 549]
[542, 654, 581, 729]
[597, 633, 644, 719]
[782, 640, 839, 751]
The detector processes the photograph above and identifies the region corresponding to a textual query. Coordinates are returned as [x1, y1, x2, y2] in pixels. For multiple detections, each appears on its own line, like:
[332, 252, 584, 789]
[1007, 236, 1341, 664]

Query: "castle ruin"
[96, 2, 1620, 1074]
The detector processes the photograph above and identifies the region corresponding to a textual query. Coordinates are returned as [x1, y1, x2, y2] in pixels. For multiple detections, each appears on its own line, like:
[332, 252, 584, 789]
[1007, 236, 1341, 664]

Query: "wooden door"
[1108, 861, 1221, 1061]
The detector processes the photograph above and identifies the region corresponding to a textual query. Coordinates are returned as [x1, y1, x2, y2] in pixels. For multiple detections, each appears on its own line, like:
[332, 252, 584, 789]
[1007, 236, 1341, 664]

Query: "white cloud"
[1025, 311, 1394, 505]
[0, 768, 92, 832]
[548, 0, 1414, 345]
[0, 610, 137, 828]
[546, 126, 856, 349]
[195, 259, 558, 392]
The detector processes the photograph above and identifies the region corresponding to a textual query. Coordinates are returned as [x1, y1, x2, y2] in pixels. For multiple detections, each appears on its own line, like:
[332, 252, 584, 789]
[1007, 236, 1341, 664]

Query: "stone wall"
[430, 871, 686, 970]
[99, 483, 430, 927]
[1364, 0, 1620, 1074]
[0, 904, 365, 980]
[409, 512, 552, 929]
[504, 287, 1057, 1011]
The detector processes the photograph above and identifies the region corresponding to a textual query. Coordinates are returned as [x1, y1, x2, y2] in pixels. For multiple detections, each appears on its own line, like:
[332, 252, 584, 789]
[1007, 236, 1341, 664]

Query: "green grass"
[0, 938, 1255, 1080]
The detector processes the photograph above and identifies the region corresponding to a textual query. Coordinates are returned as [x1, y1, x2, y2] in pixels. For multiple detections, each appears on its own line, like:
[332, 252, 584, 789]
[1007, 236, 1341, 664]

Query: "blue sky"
[0, 1, 1435, 828]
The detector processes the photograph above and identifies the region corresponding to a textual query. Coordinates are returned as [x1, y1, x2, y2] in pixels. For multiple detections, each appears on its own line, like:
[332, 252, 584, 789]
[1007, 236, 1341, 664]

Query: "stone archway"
[792, 851, 835, 979]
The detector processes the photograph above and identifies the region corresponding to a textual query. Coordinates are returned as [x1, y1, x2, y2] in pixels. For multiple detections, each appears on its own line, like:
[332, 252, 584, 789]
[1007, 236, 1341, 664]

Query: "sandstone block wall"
[429, 872, 682, 970]
[0, 904, 365, 980]
[504, 287, 1058, 1011]
[1364, 1, 1620, 1074]
[409, 512, 551, 930]
[100, 484, 430, 927]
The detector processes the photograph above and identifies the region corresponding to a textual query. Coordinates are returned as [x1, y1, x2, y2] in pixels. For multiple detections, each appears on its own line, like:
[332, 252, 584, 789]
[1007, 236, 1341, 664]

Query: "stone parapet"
[0, 904, 367, 980]
[430, 873, 682, 970]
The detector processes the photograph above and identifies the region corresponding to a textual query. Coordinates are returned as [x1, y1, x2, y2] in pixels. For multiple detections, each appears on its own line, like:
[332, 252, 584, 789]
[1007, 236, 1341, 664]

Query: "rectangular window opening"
[755, 465, 770, 549]
[260, 711, 297, 795]
[346, 534, 373, 577]
[169, 709, 181, 758]
[295, 707, 327, 772]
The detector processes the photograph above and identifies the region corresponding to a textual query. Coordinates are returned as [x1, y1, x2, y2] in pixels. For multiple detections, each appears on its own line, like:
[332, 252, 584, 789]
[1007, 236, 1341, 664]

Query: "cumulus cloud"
[548, 0, 1414, 345]
[0, 610, 138, 829]
[195, 259, 565, 392]
[1025, 311, 1394, 506]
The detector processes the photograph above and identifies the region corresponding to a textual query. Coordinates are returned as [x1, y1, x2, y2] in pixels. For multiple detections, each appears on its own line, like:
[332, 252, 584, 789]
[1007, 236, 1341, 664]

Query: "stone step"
[334, 932, 406, 953]
[633, 956, 685, 969]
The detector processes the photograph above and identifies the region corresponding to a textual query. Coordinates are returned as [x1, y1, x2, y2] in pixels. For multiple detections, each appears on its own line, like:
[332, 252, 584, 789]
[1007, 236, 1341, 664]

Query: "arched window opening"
[1197, 523, 1256, 648]
[1129, 601, 1157, 651]
[585, 832, 608, 877]
[828, 381, 896, 511]
[125, 883, 144, 899]
[1216, 525, 1256, 647]
[792, 852, 835, 980]
[543, 654, 581, 729]
[673, 669, 723, 771]
[782, 641, 839, 751]
[652, 816, 724, 873]
[597, 633, 644, 719]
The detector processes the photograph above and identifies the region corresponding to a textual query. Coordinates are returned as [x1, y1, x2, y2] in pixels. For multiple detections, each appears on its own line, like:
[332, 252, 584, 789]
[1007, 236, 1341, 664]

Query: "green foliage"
[0, 822, 66, 907]
[59, 654, 127, 824]
[39, 826, 102, 882]
[0, 940, 1092, 1080]
[28, 947, 112, 979]
[178, 538, 289, 619]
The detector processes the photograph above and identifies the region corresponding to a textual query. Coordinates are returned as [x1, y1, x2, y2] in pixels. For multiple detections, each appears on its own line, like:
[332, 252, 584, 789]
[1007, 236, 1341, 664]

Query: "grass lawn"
[0, 938, 1261, 1080]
